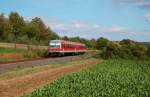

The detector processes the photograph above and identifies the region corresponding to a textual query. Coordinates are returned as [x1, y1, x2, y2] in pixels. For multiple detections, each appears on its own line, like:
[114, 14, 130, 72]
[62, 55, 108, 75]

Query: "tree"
[69, 37, 81, 42]
[97, 37, 109, 50]
[0, 13, 5, 40]
[120, 39, 136, 46]
[31, 17, 59, 44]
[0, 13, 13, 41]
[20, 22, 39, 44]
[132, 45, 147, 58]
[62, 36, 69, 41]
[89, 38, 97, 49]
[147, 46, 150, 57]
[9, 12, 25, 40]
[31, 17, 46, 41]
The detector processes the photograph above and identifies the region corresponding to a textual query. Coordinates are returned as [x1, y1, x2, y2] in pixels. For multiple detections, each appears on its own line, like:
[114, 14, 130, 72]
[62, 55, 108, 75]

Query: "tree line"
[97, 38, 150, 59]
[0, 12, 59, 45]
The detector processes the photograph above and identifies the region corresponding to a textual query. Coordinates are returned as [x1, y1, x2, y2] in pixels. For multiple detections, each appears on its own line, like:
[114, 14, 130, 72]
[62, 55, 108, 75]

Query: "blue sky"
[0, 0, 150, 41]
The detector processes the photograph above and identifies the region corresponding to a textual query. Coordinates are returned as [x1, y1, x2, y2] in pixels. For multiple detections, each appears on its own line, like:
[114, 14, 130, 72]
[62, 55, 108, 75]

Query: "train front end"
[48, 40, 63, 56]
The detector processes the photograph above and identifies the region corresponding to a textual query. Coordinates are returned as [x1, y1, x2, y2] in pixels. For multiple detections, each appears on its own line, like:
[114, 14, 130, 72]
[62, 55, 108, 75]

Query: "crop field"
[23, 59, 150, 97]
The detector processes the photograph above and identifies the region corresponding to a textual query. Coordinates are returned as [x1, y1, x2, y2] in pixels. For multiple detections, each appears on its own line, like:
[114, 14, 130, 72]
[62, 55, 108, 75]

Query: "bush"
[97, 37, 109, 50]
[147, 46, 150, 57]
[34, 48, 49, 57]
[100, 40, 149, 60]
[23, 48, 49, 58]
[132, 45, 147, 58]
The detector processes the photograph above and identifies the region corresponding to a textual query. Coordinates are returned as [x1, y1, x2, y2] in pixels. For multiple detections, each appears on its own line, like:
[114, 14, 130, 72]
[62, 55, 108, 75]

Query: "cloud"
[113, 0, 150, 34]
[145, 13, 150, 22]
[113, 0, 150, 8]
[41, 18, 134, 40]
[44, 19, 127, 34]
[45, 19, 150, 41]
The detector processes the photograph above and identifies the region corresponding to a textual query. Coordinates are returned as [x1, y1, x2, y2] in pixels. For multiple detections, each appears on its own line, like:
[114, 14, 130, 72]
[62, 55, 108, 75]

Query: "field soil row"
[0, 59, 100, 97]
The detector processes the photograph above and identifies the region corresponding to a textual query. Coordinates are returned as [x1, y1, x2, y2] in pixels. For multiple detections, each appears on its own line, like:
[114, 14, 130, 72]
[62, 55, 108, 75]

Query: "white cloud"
[106, 26, 127, 33]
[145, 13, 150, 22]
[24, 17, 150, 41]
[113, 0, 150, 8]
[43, 19, 127, 34]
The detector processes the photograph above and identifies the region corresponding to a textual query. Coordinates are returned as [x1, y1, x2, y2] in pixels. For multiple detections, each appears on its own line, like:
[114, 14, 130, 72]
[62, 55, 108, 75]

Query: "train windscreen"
[49, 40, 61, 48]
[50, 45, 60, 48]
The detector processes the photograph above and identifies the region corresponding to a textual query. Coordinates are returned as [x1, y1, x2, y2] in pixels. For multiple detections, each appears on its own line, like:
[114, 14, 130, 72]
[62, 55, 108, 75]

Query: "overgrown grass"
[0, 47, 28, 54]
[0, 47, 48, 63]
[23, 59, 150, 97]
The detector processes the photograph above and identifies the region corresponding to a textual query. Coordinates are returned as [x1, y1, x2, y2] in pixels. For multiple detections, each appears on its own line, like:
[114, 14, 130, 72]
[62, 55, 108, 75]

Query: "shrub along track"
[0, 59, 100, 97]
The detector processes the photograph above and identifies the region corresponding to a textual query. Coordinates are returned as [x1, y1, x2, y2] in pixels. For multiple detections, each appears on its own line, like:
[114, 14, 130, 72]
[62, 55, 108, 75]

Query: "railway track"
[0, 56, 81, 74]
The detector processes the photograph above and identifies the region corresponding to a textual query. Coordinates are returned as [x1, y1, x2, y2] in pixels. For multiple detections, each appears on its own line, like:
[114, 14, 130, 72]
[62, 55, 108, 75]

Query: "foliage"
[0, 12, 59, 45]
[23, 48, 49, 58]
[34, 48, 49, 57]
[147, 46, 150, 57]
[97, 37, 109, 49]
[9, 12, 25, 39]
[100, 39, 149, 59]
[22, 60, 150, 97]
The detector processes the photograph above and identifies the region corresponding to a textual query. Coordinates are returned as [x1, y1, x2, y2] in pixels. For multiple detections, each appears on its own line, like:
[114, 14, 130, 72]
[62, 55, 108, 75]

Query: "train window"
[50, 45, 60, 48]
[62, 43, 64, 48]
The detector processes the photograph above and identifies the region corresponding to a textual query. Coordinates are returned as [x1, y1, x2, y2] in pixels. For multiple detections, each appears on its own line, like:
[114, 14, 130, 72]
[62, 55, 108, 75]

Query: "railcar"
[48, 40, 87, 56]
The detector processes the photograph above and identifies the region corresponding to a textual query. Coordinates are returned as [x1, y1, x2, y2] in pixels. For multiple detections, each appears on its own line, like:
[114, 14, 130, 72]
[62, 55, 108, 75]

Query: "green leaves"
[0, 12, 59, 45]
[23, 59, 150, 97]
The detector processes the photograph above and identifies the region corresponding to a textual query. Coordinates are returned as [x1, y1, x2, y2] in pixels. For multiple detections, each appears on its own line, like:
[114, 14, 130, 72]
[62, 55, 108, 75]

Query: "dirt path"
[0, 60, 100, 97]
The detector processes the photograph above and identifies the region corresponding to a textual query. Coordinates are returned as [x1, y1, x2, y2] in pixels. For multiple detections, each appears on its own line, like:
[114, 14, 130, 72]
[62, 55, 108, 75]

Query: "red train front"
[48, 40, 87, 56]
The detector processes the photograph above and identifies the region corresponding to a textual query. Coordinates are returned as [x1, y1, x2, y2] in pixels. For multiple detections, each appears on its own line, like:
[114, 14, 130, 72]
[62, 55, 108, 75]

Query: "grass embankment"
[0, 47, 27, 54]
[0, 47, 29, 63]
[0, 58, 98, 80]
[23, 59, 150, 97]
[0, 47, 48, 63]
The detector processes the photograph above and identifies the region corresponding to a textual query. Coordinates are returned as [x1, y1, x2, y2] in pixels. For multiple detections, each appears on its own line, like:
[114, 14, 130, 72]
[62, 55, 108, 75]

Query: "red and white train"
[48, 40, 87, 56]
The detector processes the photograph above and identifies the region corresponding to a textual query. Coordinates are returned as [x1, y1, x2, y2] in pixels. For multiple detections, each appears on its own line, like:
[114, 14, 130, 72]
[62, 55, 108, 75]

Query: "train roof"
[50, 40, 85, 46]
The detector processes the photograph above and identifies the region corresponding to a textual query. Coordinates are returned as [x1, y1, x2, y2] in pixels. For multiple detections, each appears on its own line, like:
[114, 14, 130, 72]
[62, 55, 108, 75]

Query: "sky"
[0, 0, 150, 42]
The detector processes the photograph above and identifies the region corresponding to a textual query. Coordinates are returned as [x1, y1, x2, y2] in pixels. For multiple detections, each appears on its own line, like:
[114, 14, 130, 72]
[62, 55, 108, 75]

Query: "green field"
[0, 47, 27, 54]
[23, 59, 150, 97]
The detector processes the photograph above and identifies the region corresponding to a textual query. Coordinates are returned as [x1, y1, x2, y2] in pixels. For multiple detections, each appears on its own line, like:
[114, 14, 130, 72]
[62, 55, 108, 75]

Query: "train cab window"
[49, 40, 61, 48]
[50, 45, 60, 48]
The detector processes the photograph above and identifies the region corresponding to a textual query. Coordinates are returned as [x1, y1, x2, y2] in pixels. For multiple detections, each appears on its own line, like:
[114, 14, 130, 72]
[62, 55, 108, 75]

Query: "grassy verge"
[0, 47, 48, 63]
[0, 47, 30, 63]
[0, 58, 98, 80]
[0, 47, 28, 54]
[23, 59, 150, 97]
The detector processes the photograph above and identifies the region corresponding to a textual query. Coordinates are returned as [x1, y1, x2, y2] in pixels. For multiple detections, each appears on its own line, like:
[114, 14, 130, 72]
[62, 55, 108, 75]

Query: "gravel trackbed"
[0, 56, 80, 74]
